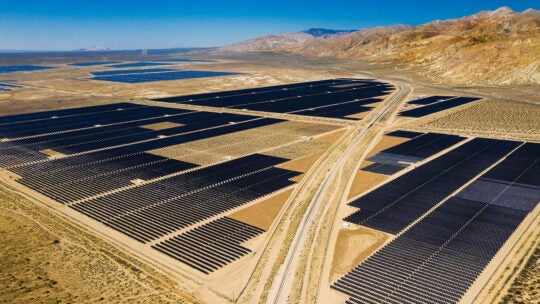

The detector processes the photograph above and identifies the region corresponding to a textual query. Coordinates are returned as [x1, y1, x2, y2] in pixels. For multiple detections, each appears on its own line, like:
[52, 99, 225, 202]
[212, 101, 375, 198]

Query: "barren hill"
[224, 7, 540, 85]
[221, 28, 356, 52]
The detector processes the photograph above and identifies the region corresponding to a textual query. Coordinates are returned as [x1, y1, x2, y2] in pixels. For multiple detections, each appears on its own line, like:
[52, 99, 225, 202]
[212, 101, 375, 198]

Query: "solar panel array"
[0, 103, 279, 168]
[153, 78, 394, 120]
[408, 95, 455, 105]
[456, 142, 540, 212]
[147, 58, 215, 63]
[0, 65, 54, 73]
[362, 132, 465, 176]
[347, 138, 520, 234]
[107, 61, 173, 68]
[17, 152, 197, 204]
[333, 141, 540, 303]
[153, 217, 264, 274]
[0, 99, 319, 274]
[400, 97, 481, 118]
[0, 82, 22, 91]
[68, 61, 120, 67]
[90, 70, 241, 83]
[360, 163, 404, 175]
[384, 130, 424, 139]
[70, 154, 299, 243]
[333, 199, 528, 304]
[90, 68, 175, 76]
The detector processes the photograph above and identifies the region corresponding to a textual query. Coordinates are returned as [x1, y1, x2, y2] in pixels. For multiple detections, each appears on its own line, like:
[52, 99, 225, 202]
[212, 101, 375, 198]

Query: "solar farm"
[334, 134, 539, 303]
[0, 81, 22, 91]
[0, 54, 538, 304]
[0, 65, 54, 73]
[0, 78, 390, 284]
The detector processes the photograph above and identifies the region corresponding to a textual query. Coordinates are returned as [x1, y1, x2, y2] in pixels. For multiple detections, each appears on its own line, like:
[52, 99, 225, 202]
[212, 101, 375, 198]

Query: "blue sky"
[0, 0, 536, 50]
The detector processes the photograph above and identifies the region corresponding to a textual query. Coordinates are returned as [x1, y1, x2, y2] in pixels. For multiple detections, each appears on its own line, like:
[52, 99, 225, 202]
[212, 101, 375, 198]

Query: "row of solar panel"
[70, 153, 297, 241]
[334, 199, 528, 304]
[333, 141, 539, 303]
[0, 82, 22, 91]
[0, 65, 53, 73]
[155, 78, 373, 104]
[90, 70, 241, 83]
[400, 96, 481, 118]
[154, 78, 393, 120]
[68, 59, 214, 67]
[346, 138, 521, 234]
[361, 131, 465, 175]
[0, 103, 282, 168]
[153, 217, 264, 274]
[0, 101, 309, 274]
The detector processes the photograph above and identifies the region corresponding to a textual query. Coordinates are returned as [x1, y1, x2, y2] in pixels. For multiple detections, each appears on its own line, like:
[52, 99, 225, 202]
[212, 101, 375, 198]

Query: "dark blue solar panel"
[332, 196, 528, 304]
[91, 70, 241, 83]
[154, 79, 354, 104]
[408, 96, 455, 105]
[483, 142, 540, 184]
[0, 82, 22, 88]
[106, 61, 173, 68]
[361, 163, 404, 175]
[148, 58, 215, 62]
[0, 102, 147, 127]
[346, 138, 520, 234]
[385, 130, 424, 138]
[0, 65, 54, 73]
[400, 97, 482, 118]
[153, 79, 393, 119]
[294, 102, 373, 120]
[91, 68, 175, 76]
[68, 61, 120, 67]
[381, 133, 464, 159]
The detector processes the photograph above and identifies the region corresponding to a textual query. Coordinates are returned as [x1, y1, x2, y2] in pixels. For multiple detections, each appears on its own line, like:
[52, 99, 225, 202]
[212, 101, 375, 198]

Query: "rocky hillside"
[290, 7, 540, 85]
[220, 28, 356, 52]
[225, 7, 540, 85]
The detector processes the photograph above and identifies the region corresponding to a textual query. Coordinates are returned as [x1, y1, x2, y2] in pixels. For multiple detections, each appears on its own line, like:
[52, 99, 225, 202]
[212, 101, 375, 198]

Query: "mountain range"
[222, 7, 540, 85]
[220, 28, 354, 52]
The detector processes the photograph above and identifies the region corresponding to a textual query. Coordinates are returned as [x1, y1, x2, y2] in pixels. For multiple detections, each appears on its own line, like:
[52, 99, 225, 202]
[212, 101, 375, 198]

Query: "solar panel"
[90, 70, 241, 83]
[153, 78, 394, 119]
[0, 65, 54, 73]
[106, 61, 173, 68]
[148, 58, 215, 63]
[408, 95, 455, 105]
[68, 61, 120, 66]
[385, 130, 424, 138]
[90, 68, 175, 76]
[400, 97, 482, 118]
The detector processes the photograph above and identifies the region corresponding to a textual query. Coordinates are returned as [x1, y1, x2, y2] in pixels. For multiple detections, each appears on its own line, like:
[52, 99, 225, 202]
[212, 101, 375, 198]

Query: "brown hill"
[292, 7, 540, 85]
[221, 32, 315, 51]
[224, 7, 540, 85]
[221, 28, 356, 52]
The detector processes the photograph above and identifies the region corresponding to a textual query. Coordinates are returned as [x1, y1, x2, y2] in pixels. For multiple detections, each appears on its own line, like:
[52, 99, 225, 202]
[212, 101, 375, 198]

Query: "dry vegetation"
[140, 121, 185, 131]
[0, 185, 195, 304]
[347, 170, 388, 200]
[345, 134, 407, 199]
[38, 149, 67, 158]
[149, 121, 340, 165]
[411, 99, 540, 141]
[365, 135, 409, 157]
[229, 189, 294, 231]
[501, 244, 540, 304]
[286, 8, 540, 86]
[330, 227, 388, 282]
